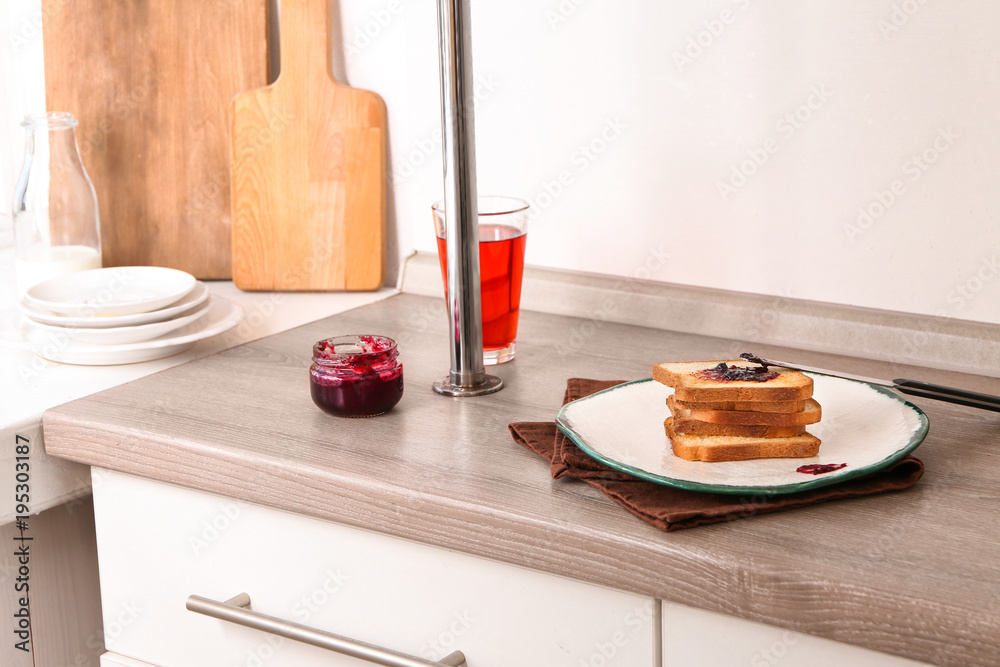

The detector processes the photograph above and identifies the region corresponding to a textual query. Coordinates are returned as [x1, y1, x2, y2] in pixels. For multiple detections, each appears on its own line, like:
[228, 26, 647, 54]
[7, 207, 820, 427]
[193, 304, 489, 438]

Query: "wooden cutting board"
[42, 0, 268, 279]
[230, 0, 387, 291]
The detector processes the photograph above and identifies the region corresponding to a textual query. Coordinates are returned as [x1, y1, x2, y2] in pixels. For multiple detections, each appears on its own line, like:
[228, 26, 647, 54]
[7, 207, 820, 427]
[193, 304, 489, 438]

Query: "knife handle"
[893, 379, 1000, 413]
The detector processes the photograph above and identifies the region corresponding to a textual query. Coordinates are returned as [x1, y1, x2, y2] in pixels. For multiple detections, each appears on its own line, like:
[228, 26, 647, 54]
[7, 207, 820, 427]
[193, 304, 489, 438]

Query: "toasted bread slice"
[666, 417, 806, 438]
[680, 397, 821, 426]
[652, 360, 813, 402]
[666, 398, 807, 437]
[672, 397, 806, 414]
[665, 417, 821, 462]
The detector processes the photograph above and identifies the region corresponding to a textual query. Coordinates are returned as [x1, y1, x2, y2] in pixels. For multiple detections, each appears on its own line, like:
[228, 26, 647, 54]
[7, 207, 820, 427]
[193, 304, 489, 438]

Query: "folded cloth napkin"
[508, 378, 924, 531]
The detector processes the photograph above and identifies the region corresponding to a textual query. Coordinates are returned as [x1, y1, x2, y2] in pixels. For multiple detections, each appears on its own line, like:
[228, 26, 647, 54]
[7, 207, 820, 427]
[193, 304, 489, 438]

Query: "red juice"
[436, 224, 527, 353]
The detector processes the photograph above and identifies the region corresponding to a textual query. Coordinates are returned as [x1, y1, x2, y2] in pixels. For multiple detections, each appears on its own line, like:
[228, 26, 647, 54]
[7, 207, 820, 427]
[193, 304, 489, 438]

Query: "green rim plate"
[555, 376, 929, 495]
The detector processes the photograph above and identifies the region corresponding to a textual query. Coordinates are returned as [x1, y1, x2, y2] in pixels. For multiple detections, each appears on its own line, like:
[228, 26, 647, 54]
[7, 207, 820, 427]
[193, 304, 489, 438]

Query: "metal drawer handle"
[187, 593, 467, 667]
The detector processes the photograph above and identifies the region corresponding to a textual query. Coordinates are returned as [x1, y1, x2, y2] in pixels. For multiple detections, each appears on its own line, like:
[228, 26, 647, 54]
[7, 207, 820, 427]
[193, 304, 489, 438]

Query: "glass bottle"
[13, 112, 101, 295]
[310, 335, 404, 417]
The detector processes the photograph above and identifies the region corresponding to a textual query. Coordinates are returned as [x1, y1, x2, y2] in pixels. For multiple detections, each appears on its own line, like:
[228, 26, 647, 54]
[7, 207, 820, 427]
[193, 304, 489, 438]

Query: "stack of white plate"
[18, 267, 244, 365]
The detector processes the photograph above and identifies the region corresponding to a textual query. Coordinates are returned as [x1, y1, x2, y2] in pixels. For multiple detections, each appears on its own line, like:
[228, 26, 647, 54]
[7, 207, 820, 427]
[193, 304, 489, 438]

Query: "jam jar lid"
[312, 335, 398, 365]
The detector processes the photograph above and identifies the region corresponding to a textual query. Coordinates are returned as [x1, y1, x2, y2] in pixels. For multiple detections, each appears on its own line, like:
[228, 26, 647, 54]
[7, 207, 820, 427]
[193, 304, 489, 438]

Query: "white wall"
[0, 1, 46, 224]
[372, 0, 1000, 326]
[0, 1, 46, 308]
[5, 1, 999, 326]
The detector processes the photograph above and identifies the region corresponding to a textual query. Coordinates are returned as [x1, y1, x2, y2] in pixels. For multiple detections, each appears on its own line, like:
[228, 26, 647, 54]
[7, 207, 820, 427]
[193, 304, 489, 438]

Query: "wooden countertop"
[42, 293, 1000, 665]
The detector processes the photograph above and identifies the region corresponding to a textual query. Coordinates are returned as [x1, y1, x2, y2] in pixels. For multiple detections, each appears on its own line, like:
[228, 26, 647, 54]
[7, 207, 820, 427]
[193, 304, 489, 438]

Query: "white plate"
[21, 281, 210, 328]
[21, 295, 243, 365]
[556, 374, 929, 495]
[19, 298, 212, 345]
[24, 266, 196, 316]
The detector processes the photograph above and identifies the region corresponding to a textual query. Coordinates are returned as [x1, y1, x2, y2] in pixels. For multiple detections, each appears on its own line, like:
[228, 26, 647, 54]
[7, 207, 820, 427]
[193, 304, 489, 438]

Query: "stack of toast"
[652, 360, 822, 462]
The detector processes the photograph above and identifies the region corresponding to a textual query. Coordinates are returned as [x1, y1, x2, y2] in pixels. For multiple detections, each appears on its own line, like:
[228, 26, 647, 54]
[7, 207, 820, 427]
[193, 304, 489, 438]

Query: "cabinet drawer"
[661, 601, 930, 666]
[93, 469, 657, 667]
[101, 652, 160, 667]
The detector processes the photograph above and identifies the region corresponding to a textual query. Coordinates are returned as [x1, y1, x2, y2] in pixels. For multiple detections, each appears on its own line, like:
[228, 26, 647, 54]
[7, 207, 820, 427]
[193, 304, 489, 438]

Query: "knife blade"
[756, 358, 896, 387]
[745, 354, 1000, 413]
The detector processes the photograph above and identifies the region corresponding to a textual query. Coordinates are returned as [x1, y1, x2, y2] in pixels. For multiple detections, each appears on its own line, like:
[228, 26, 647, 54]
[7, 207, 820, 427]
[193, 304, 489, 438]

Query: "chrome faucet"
[432, 0, 503, 397]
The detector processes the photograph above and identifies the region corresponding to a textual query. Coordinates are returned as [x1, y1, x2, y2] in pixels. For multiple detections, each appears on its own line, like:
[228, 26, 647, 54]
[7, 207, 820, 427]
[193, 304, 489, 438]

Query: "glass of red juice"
[432, 196, 529, 365]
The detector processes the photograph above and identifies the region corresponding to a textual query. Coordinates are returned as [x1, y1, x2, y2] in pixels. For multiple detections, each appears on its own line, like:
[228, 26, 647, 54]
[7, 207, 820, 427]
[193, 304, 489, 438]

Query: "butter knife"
[742, 353, 1000, 413]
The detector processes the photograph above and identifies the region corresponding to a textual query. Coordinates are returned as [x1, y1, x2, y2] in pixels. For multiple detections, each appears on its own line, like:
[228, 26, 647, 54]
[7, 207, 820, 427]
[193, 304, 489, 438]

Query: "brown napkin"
[509, 378, 924, 531]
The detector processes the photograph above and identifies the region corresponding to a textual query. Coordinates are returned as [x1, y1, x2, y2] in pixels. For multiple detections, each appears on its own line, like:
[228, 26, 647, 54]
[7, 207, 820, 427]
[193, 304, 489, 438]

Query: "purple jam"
[796, 463, 847, 475]
[310, 335, 403, 418]
[692, 362, 779, 383]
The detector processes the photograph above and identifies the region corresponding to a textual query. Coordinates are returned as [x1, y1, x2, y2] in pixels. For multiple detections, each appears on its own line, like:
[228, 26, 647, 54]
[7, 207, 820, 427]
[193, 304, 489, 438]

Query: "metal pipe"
[432, 0, 502, 397]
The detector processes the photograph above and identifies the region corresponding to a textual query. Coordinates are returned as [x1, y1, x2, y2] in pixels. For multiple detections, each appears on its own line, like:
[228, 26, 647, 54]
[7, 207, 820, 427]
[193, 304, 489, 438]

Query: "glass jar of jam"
[310, 335, 403, 418]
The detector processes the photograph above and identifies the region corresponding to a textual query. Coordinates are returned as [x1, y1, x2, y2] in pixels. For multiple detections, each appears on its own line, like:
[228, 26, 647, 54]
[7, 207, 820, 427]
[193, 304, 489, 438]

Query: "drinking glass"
[432, 195, 528, 365]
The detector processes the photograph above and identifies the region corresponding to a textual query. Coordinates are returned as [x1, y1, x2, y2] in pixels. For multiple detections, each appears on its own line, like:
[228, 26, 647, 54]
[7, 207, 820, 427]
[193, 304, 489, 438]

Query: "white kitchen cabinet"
[90, 469, 939, 667]
[92, 469, 658, 667]
[660, 601, 930, 667]
[101, 653, 159, 667]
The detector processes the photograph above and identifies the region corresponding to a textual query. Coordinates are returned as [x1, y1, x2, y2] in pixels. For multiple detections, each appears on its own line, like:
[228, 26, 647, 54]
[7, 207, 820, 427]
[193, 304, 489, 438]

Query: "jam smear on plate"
[796, 463, 847, 475]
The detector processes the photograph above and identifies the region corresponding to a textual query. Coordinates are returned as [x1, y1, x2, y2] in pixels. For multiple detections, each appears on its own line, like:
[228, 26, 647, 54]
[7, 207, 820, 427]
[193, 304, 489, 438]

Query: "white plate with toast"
[555, 374, 929, 495]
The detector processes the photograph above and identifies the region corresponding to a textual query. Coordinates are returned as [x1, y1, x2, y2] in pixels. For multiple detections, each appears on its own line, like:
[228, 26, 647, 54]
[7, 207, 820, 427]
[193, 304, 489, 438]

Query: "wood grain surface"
[41, 0, 268, 278]
[41, 294, 1000, 665]
[230, 0, 386, 291]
